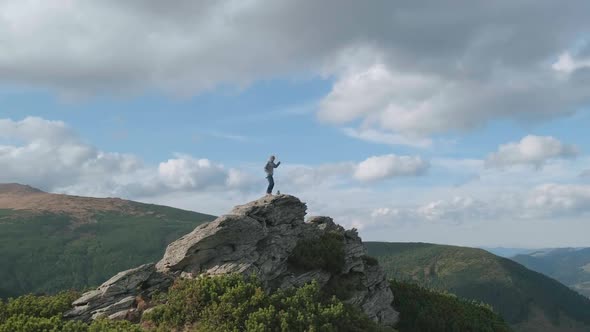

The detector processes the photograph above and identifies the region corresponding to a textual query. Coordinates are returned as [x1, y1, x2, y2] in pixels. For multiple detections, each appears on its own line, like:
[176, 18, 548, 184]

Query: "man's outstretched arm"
[275, 161, 281, 168]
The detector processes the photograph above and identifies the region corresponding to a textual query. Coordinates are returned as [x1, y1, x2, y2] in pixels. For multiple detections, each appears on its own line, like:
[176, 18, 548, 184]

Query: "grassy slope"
[512, 248, 590, 298]
[366, 242, 590, 332]
[0, 203, 214, 298]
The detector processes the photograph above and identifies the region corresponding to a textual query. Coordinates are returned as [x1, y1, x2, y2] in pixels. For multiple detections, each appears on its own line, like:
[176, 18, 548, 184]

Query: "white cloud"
[157, 156, 227, 190]
[0, 117, 143, 190]
[485, 135, 578, 169]
[319, 62, 444, 137]
[342, 127, 432, 148]
[368, 183, 590, 225]
[319, 56, 590, 141]
[0, 117, 77, 143]
[367, 196, 500, 226]
[0, 1, 589, 139]
[354, 154, 429, 182]
[552, 52, 590, 74]
[281, 154, 429, 188]
[226, 168, 258, 189]
[0, 117, 430, 201]
[2, 117, 590, 247]
[525, 184, 590, 217]
[415, 197, 495, 224]
[0, 117, 256, 197]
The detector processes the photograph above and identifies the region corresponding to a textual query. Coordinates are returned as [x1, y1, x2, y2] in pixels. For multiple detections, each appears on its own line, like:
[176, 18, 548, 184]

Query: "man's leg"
[266, 176, 274, 194]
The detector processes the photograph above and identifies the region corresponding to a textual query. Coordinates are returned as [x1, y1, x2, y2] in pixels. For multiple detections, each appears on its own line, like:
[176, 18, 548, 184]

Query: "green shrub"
[0, 274, 393, 332]
[245, 282, 382, 332]
[322, 273, 365, 301]
[1, 291, 79, 320]
[143, 274, 266, 330]
[288, 232, 345, 273]
[362, 255, 379, 267]
[88, 319, 144, 332]
[0, 314, 89, 332]
[143, 274, 383, 332]
[0, 291, 146, 332]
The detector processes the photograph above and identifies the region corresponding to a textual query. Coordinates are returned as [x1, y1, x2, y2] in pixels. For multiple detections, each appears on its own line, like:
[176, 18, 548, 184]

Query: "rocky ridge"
[66, 195, 399, 326]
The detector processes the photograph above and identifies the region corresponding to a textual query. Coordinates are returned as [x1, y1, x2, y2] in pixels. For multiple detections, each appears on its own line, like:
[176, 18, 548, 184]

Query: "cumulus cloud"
[0, 117, 256, 197]
[525, 184, 590, 217]
[3, 117, 589, 246]
[0, 117, 142, 190]
[415, 197, 495, 223]
[354, 154, 429, 182]
[369, 196, 498, 225]
[318, 57, 590, 141]
[282, 153, 429, 188]
[0, 117, 78, 143]
[0, 117, 428, 199]
[485, 135, 578, 169]
[158, 156, 227, 190]
[366, 183, 590, 227]
[0, 1, 589, 139]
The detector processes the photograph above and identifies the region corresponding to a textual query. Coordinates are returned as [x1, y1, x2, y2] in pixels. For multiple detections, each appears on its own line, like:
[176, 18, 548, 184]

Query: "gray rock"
[231, 194, 306, 226]
[67, 194, 398, 327]
[91, 296, 136, 320]
[65, 264, 171, 322]
[156, 214, 266, 274]
[108, 310, 130, 321]
[279, 269, 332, 289]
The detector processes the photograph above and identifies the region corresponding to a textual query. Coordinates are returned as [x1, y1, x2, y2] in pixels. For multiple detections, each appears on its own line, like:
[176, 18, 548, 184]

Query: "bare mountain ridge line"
[0, 183, 45, 194]
[0, 183, 171, 222]
[66, 194, 399, 327]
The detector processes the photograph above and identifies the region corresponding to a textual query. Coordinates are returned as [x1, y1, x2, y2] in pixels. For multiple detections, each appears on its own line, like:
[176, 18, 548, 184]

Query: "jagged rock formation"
[66, 195, 399, 326]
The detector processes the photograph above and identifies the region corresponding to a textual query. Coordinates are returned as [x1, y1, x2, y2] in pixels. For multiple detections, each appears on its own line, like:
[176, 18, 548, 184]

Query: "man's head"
[269, 155, 275, 161]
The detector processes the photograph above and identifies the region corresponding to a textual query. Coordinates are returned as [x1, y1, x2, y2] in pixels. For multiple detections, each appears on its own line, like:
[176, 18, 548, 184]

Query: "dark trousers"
[266, 176, 274, 194]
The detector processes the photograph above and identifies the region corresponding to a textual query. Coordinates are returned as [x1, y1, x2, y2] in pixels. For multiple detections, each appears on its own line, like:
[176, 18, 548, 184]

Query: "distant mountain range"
[0, 183, 215, 298]
[481, 247, 540, 258]
[366, 242, 590, 332]
[512, 248, 590, 299]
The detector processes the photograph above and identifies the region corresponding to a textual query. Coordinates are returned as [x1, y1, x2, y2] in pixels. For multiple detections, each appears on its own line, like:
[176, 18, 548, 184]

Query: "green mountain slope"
[0, 185, 214, 298]
[390, 279, 511, 332]
[512, 248, 590, 298]
[366, 242, 590, 332]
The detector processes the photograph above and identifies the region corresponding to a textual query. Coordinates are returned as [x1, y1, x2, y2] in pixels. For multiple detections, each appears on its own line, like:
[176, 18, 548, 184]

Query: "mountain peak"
[66, 194, 399, 326]
[0, 183, 44, 194]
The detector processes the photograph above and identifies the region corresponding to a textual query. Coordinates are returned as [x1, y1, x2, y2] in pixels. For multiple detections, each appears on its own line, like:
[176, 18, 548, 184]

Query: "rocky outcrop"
[64, 264, 172, 322]
[67, 195, 399, 326]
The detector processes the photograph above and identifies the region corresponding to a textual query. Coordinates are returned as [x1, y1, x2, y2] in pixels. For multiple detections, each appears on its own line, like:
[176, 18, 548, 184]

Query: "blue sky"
[1, 0, 590, 247]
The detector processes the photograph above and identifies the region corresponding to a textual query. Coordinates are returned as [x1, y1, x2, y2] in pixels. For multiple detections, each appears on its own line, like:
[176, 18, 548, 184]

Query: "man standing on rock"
[265, 155, 281, 195]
